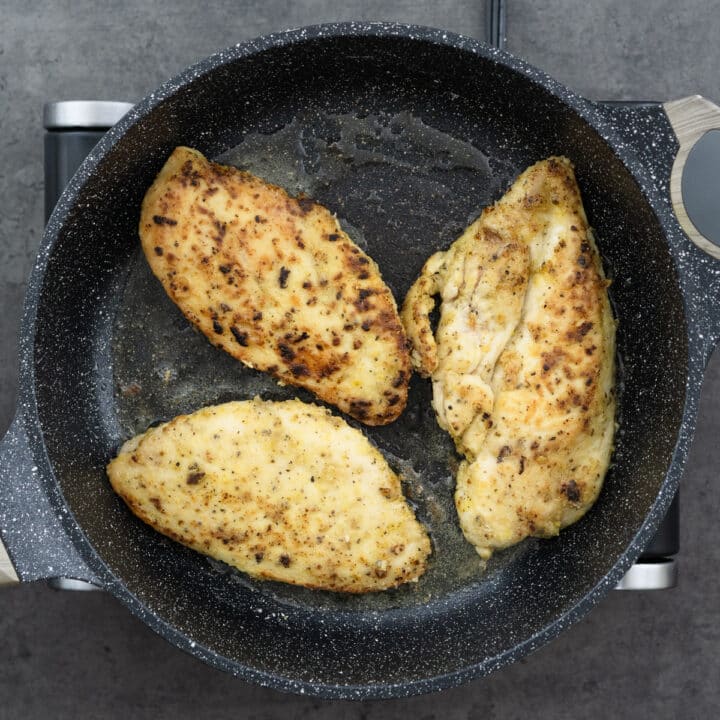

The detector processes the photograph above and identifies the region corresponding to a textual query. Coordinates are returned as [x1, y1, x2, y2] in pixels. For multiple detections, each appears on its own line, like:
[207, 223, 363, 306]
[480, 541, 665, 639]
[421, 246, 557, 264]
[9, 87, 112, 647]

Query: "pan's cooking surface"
[29, 28, 689, 693]
[113, 109, 530, 611]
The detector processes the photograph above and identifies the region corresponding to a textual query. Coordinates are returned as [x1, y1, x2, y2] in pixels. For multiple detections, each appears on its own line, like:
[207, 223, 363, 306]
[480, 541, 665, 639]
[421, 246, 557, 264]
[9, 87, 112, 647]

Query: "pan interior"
[112, 108, 525, 613]
[33, 32, 688, 689]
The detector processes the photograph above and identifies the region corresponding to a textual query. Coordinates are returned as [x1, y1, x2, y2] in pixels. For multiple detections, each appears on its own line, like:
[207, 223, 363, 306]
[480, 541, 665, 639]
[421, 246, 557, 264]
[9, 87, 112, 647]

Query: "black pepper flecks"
[231, 327, 249, 346]
[186, 471, 206, 485]
[152, 215, 177, 225]
[563, 479, 581, 503]
[279, 266, 290, 288]
[278, 343, 295, 361]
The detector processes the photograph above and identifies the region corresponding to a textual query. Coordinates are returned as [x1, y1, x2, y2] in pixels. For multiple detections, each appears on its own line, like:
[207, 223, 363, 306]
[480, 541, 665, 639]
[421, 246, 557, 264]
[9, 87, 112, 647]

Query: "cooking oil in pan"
[112, 109, 529, 612]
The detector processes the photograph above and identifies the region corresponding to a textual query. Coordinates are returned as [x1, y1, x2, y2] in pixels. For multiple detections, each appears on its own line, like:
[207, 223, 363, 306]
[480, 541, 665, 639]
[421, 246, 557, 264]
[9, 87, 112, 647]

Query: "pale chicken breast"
[107, 399, 431, 593]
[139, 147, 410, 425]
[402, 216, 530, 458]
[402, 157, 616, 559]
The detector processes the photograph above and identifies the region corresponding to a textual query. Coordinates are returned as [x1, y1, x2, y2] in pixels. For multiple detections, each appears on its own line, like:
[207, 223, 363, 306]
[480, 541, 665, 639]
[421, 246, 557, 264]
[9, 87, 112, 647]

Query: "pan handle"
[0, 538, 18, 584]
[0, 414, 100, 586]
[664, 95, 720, 259]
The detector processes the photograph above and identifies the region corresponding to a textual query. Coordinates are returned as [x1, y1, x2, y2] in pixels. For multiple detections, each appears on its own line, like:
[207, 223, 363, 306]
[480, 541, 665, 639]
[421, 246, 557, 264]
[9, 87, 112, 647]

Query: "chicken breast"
[139, 147, 410, 425]
[107, 399, 431, 593]
[402, 157, 616, 559]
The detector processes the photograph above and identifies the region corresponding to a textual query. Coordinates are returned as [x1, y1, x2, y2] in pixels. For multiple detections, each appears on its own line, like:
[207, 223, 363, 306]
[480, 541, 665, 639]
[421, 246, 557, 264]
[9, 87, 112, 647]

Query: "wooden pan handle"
[0, 541, 19, 585]
[664, 95, 720, 259]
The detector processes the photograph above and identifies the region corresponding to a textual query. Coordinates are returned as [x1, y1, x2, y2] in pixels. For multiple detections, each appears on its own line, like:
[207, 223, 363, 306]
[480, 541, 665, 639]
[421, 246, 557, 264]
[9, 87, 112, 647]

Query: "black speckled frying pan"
[2, 24, 720, 699]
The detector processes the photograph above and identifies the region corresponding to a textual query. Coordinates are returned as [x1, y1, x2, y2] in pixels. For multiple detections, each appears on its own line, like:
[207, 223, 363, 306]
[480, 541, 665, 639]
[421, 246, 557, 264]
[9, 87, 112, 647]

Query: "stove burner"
[43, 95, 678, 592]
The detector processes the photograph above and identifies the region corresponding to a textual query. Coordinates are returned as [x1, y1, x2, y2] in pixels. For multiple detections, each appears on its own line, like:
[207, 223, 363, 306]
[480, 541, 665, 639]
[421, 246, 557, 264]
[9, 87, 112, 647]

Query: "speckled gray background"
[1, 1, 719, 717]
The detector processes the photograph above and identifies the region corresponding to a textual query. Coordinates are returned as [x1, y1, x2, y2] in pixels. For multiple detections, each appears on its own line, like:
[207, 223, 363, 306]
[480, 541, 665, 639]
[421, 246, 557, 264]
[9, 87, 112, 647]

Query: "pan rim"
[23, 21, 693, 698]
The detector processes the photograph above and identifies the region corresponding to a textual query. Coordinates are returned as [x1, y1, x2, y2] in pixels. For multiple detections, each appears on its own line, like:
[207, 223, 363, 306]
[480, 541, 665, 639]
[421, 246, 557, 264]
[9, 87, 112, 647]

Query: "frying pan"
[2, 23, 720, 699]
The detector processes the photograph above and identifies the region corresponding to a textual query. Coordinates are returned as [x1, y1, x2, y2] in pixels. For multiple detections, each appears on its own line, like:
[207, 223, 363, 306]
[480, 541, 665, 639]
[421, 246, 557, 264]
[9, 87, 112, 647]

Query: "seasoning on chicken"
[402, 157, 616, 559]
[107, 399, 431, 592]
[139, 147, 410, 425]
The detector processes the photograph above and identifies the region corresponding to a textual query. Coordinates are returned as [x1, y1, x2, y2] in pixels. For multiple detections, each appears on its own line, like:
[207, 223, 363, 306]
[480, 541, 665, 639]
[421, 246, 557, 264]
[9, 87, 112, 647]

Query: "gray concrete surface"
[1, 1, 719, 717]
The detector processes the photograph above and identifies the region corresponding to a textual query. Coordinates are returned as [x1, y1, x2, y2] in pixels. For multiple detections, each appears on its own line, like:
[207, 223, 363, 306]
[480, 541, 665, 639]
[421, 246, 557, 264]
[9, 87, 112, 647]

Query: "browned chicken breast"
[402, 157, 616, 559]
[139, 147, 410, 425]
[107, 399, 431, 593]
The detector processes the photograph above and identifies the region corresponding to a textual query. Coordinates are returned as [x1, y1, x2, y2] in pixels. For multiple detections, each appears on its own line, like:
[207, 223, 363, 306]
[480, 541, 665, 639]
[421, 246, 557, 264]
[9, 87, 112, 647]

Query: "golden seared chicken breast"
[140, 147, 410, 425]
[107, 399, 431, 593]
[402, 157, 615, 559]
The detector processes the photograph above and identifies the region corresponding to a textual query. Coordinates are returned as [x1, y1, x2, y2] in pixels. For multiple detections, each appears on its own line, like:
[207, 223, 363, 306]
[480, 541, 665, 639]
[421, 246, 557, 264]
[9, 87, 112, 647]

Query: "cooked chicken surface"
[107, 399, 431, 593]
[139, 147, 410, 425]
[401, 157, 616, 559]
